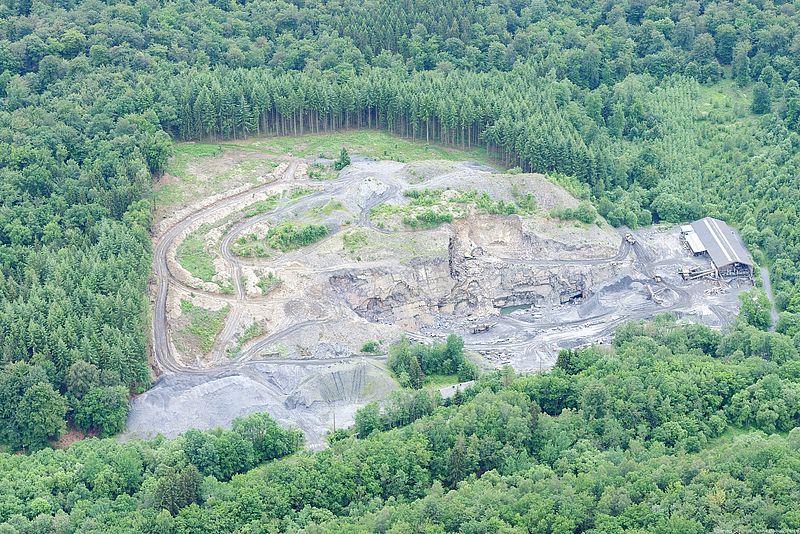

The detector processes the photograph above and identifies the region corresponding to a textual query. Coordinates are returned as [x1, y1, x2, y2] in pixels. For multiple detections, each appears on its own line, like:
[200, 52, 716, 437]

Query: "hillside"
[2, 0, 800, 530]
[1, 319, 800, 530]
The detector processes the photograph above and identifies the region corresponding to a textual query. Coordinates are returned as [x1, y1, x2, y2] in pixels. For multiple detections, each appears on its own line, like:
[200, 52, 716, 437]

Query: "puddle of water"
[500, 303, 533, 316]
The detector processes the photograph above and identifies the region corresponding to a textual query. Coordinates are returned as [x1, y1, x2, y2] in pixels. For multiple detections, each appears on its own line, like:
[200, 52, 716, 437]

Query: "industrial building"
[681, 217, 754, 278]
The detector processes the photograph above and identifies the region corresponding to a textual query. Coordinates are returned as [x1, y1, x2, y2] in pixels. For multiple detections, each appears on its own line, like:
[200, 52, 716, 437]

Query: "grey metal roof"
[685, 232, 706, 254]
[690, 217, 753, 269]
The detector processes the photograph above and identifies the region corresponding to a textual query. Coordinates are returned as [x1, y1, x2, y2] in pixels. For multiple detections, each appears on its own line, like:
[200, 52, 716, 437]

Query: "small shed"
[685, 232, 706, 255]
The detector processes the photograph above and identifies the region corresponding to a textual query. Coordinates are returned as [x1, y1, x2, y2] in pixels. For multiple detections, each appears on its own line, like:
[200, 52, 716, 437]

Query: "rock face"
[329, 214, 626, 326]
[329, 258, 455, 328]
[451, 256, 619, 316]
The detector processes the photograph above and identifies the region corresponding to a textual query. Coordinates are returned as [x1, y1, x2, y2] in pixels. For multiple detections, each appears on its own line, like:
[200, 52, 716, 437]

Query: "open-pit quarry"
[126, 150, 752, 447]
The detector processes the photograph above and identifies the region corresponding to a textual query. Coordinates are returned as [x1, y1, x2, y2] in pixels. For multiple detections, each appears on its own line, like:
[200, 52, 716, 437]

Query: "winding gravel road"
[151, 166, 296, 373]
[153, 160, 357, 374]
[151, 159, 404, 376]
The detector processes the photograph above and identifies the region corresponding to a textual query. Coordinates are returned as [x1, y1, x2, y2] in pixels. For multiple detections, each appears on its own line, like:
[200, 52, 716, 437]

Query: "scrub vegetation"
[176, 231, 217, 282]
[177, 300, 230, 354]
[371, 187, 542, 229]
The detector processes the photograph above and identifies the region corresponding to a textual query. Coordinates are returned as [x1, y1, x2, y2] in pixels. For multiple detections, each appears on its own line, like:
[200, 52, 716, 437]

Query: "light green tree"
[16, 383, 66, 451]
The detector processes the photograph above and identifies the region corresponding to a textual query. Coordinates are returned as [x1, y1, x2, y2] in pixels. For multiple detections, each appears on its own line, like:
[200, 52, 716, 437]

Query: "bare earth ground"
[126, 146, 752, 447]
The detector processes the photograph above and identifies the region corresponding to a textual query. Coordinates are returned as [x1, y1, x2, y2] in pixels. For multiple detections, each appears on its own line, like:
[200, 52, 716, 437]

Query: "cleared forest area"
[131, 136, 751, 445]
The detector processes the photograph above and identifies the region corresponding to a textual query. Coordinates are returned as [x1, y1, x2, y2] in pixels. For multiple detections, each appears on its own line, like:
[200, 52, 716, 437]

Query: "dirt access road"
[152, 160, 387, 373]
[759, 266, 780, 331]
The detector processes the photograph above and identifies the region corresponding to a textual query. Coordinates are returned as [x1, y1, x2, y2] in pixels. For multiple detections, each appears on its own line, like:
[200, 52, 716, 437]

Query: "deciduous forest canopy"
[2, 0, 800, 530]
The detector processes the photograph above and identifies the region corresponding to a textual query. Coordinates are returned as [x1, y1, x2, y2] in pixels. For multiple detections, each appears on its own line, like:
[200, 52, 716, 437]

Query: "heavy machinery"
[472, 323, 496, 334]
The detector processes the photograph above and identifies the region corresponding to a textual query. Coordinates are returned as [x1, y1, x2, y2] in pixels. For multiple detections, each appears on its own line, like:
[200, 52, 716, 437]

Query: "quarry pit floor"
[126, 154, 750, 446]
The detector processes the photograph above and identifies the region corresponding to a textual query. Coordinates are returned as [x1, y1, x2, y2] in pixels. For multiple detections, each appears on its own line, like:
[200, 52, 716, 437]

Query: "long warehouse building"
[685, 217, 754, 278]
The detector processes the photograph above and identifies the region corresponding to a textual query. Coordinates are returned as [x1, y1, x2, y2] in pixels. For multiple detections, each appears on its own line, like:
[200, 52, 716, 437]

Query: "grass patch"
[239, 322, 264, 344]
[226, 130, 495, 164]
[232, 234, 269, 257]
[405, 189, 444, 206]
[233, 223, 328, 256]
[308, 163, 338, 181]
[372, 187, 535, 231]
[309, 200, 346, 216]
[343, 229, 369, 253]
[424, 374, 462, 389]
[403, 209, 453, 229]
[369, 203, 406, 218]
[511, 184, 537, 214]
[154, 183, 184, 206]
[257, 272, 281, 294]
[165, 143, 224, 181]
[288, 187, 318, 199]
[453, 190, 520, 215]
[228, 321, 266, 357]
[179, 300, 229, 354]
[156, 143, 276, 210]
[267, 222, 328, 251]
[475, 191, 517, 215]
[361, 340, 382, 354]
[217, 158, 276, 184]
[370, 197, 454, 230]
[243, 194, 280, 217]
[174, 143, 226, 159]
[176, 233, 216, 282]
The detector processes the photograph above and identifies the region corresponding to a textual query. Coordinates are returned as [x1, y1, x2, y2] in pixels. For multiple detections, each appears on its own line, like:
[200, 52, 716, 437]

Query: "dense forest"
[3, 0, 800, 529]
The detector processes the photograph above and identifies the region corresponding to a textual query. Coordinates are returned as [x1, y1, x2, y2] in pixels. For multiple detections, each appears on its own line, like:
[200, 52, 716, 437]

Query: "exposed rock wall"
[330, 217, 626, 327]
[329, 258, 454, 328]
